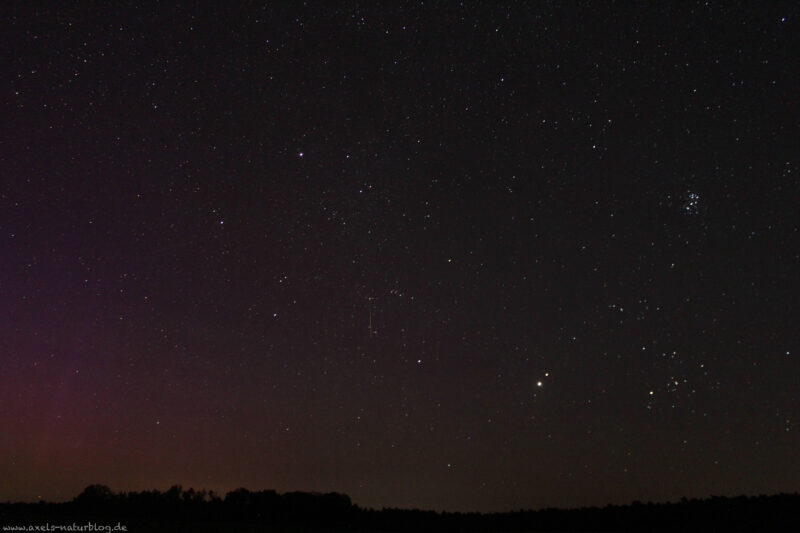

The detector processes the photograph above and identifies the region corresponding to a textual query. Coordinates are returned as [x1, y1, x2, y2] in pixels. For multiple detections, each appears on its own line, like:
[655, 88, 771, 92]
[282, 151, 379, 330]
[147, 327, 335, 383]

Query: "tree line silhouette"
[1, 485, 798, 531]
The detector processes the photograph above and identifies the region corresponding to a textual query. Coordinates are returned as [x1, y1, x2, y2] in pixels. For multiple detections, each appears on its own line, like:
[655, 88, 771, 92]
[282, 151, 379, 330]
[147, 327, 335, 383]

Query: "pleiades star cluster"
[1, 1, 798, 512]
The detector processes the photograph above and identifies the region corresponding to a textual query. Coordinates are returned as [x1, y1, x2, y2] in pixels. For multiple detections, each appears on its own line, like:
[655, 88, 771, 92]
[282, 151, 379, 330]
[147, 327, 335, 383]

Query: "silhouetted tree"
[74, 485, 114, 506]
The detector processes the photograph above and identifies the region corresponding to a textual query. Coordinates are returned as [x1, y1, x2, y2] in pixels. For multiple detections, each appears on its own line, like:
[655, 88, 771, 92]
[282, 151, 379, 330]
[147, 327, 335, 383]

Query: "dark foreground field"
[1, 486, 799, 532]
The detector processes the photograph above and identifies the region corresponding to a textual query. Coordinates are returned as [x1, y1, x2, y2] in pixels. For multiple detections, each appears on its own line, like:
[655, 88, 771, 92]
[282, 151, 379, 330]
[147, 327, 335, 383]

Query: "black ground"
[1, 486, 798, 532]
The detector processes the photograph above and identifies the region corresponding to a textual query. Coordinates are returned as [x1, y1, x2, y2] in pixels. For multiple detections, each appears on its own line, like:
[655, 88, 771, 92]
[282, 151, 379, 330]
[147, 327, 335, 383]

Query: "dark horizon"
[4, 484, 800, 514]
[3, 485, 799, 532]
[2, 1, 798, 514]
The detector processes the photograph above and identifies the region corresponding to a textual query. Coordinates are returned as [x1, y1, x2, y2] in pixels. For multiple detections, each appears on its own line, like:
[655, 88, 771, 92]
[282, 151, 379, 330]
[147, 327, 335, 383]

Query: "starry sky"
[1, 1, 798, 513]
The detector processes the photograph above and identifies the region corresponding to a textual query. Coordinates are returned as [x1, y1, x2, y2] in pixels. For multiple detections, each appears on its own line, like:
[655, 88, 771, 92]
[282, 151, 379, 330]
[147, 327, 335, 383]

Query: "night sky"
[1, 1, 798, 513]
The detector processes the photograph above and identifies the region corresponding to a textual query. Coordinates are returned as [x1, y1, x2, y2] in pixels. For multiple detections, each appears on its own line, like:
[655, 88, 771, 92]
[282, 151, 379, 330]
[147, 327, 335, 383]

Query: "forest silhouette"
[1, 485, 798, 531]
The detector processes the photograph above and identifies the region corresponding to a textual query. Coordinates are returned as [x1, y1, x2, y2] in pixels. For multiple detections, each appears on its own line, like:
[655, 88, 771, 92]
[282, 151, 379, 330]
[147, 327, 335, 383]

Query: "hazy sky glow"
[1, 2, 798, 512]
